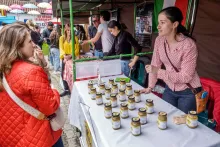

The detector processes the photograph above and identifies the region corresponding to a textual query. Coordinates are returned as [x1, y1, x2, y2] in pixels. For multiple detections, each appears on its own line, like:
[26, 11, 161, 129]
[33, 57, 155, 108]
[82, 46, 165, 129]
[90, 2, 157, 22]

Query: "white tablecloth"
[68, 76, 220, 147]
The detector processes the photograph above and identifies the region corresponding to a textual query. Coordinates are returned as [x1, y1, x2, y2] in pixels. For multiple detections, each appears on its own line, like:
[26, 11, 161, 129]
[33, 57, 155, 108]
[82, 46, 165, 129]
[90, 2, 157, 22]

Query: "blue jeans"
[121, 60, 130, 77]
[94, 50, 103, 58]
[162, 85, 201, 114]
[53, 137, 64, 147]
[51, 48, 60, 71]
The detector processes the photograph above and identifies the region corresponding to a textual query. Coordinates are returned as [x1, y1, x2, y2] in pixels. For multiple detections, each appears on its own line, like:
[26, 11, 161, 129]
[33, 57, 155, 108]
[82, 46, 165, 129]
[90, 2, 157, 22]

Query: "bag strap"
[2, 74, 46, 120]
[163, 41, 197, 94]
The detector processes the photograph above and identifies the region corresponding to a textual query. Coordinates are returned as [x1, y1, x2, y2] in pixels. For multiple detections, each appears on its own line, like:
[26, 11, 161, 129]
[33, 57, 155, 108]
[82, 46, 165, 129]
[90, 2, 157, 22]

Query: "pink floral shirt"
[149, 35, 201, 91]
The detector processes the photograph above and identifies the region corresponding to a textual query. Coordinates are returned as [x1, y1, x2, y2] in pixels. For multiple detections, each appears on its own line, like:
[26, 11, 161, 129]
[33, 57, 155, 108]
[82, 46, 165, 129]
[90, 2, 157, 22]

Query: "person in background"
[88, 15, 103, 58]
[107, 20, 142, 77]
[75, 24, 80, 37]
[82, 11, 114, 55]
[0, 23, 63, 147]
[50, 26, 61, 74]
[140, 7, 202, 114]
[0, 22, 6, 31]
[59, 24, 80, 97]
[34, 25, 44, 49]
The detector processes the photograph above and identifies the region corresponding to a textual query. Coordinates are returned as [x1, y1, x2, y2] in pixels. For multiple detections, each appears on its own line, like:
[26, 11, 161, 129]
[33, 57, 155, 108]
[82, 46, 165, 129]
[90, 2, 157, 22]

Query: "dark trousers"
[61, 60, 70, 91]
[162, 85, 202, 114]
[52, 137, 64, 147]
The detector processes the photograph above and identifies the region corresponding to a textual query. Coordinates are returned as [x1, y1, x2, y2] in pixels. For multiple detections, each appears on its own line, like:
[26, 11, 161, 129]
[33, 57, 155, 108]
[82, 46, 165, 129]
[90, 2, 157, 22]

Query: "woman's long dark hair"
[108, 20, 128, 30]
[159, 6, 193, 39]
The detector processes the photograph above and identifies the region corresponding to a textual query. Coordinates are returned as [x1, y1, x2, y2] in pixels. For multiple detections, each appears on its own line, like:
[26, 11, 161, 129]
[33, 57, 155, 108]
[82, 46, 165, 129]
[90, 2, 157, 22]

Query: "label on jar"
[139, 116, 147, 124]
[120, 85, 126, 90]
[186, 118, 198, 128]
[99, 89, 105, 94]
[112, 120, 121, 129]
[135, 96, 141, 103]
[105, 110, 112, 118]
[90, 93, 96, 100]
[111, 101, 117, 107]
[128, 103, 135, 110]
[88, 88, 91, 93]
[105, 93, 110, 99]
[96, 98, 103, 105]
[131, 126, 141, 135]
[146, 106, 154, 113]
[126, 90, 133, 95]
[120, 110, 129, 118]
[112, 88, 118, 94]
[158, 120, 167, 129]
[119, 95, 126, 101]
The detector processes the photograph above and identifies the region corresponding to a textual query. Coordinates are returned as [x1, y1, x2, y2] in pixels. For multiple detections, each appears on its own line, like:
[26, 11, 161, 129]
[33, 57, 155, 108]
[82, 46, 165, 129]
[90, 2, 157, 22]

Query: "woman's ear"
[173, 21, 179, 29]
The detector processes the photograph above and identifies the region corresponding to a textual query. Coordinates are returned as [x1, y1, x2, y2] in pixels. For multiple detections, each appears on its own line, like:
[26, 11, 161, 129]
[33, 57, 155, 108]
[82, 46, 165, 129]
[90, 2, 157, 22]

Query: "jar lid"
[120, 79, 126, 82]
[132, 117, 140, 122]
[189, 111, 197, 115]
[109, 78, 114, 81]
[105, 87, 111, 90]
[110, 93, 117, 97]
[146, 99, 153, 103]
[121, 103, 128, 107]
[96, 92, 102, 95]
[99, 83, 105, 86]
[159, 111, 167, 116]
[119, 89, 125, 92]
[88, 82, 93, 85]
[128, 95, 135, 99]
[112, 83, 117, 86]
[134, 90, 140, 93]
[88, 80, 93, 83]
[104, 103, 111, 107]
[139, 108, 146, 112]
[91, 87, 96, 90]
[126, 84, 132, 87]
[112, 112, 120, 117]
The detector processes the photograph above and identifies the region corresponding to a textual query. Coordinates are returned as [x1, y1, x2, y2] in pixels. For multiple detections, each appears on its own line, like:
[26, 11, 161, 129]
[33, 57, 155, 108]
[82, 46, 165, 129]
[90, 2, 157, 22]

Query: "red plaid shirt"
[149, 35, 201, 91]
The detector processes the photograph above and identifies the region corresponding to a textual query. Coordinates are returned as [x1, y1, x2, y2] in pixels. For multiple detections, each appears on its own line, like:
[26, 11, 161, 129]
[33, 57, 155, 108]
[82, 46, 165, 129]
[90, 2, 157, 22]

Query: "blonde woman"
[59, 24, 79, 97]
[0, 24, 63, 146]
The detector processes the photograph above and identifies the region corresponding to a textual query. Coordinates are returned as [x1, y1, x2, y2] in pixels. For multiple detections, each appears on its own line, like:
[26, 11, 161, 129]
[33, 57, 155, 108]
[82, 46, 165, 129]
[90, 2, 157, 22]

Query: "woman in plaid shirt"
[141, 7, 202, 113]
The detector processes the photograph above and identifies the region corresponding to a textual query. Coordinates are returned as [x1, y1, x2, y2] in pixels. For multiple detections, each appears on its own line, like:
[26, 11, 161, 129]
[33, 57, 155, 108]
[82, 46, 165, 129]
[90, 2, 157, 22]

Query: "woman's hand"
[140, 87, 152, 94]
[128, 61, 135, 69]
[35, 46, 44, 61]
[145, 65, 159, 74]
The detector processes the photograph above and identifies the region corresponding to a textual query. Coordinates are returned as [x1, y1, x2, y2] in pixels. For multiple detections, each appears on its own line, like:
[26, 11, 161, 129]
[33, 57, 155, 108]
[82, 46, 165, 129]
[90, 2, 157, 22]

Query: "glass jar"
[108, 78, 114, 88]
[119, 79, 126, 90]
[90, 87, 96, 100]
[96, 92, 103, 105]
[146, 99, 154, 114]
[105, 87, 111, 100]
[126, 84, 133, 96]
[157, 111, 167, 130]
[98, 83, 105, 95]
[131, 117, 141, 136]
[120, 103, 129, 119]
[104, 103, 112, 119]
[118, 89, 126, 102]
[186, 111, 198, 128]
[138, 108, 147, 125]
[110, 93, 117, 108]
[88, 82, 93, 94]
[134, 90, 141, 103]
[128, 95, 135, 110]
[112, 112, 121, 130]
[111, 83, 118, 94]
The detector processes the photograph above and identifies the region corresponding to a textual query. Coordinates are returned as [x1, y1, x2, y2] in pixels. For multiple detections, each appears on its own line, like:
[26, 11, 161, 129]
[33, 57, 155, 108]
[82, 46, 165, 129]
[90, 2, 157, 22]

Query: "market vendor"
[106, 20, 142, 77]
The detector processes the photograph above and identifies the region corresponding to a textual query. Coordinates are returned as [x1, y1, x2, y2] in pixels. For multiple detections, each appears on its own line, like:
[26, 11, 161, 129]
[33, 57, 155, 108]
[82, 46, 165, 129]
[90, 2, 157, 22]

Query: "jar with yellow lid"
[138, 108, 147, 125]
[105, 87, 111, 100]
[108, 78, 114, 88]
[110, 94, 117, 108]
[111, 83, 118, 94]
[119, 79, 126, 90]
[126, 84, 133, 96]
[120, 103, 129, 119]
[96, 92, 103, 105]
[134, 90, 141, 103]
[157, 111, 167, 130]
[104, 103, 112, 119]
[131, 117, 141, 136]
[186, 111, 198, 128]
[88, 82, 93, 94]
[146, 99, 154, 114]
[98, 83, 105, 95]
[118, 89, 126, 102]
[128, 95, 135, 110]
[90, 87, 96, 100]
[112, 112, 121, 130]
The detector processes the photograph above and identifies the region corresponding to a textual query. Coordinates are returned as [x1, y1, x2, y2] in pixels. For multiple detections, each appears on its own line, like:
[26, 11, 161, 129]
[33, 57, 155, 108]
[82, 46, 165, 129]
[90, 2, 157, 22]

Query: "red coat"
[0, 61, 62, 147]
[200, 77, 220, 132]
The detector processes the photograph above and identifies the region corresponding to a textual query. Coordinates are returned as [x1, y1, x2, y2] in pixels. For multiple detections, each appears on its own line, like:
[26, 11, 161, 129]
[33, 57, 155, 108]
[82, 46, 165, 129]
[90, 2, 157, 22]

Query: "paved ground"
[50, 73, 81, 147]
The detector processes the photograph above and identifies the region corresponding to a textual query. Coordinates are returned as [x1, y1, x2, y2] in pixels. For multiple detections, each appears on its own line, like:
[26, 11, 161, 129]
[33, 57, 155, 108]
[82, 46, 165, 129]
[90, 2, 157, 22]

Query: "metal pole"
[59, 2, 64, 35]
[69, 0, 76, 81]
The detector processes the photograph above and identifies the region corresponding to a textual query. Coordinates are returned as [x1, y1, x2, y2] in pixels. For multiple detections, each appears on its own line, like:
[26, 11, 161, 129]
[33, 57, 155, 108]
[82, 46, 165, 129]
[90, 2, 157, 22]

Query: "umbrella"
[0, 5, 11, 11]
[37, 2, 51, 9]
[10, 4, 23, 10]
[28, 10, 41, 15]
[44, 9, 52, 14]
[22, 3, 38, 9]
[10, 9, 24, 14]
[46, 5, 52, 10]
